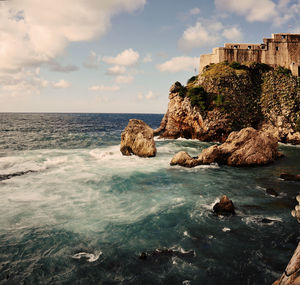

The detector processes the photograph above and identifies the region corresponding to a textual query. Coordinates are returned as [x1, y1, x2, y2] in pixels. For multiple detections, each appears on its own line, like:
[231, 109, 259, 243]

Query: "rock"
[280, 174, 300, 181]
[170, 151, 198, 168]
[0, 170, 37, 182]
[171, 127, 280, 167]
[120, 119, 156, 157]
[266, 188, 279, 197]
[273, 242, 300, 285]
[213, 195, 235, 215]
[286, 132, 300, 145]
[139, 248, 195, 260]
[291, 195, 300, 224]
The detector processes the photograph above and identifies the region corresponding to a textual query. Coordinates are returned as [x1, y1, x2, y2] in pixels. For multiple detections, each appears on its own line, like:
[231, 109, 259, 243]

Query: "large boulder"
[273, 242, 300, 285]
[213, 195, 235, 215]
[170, 127, 280, 167]
[120, 119, 156, 157]
[170, 151, 198, 167]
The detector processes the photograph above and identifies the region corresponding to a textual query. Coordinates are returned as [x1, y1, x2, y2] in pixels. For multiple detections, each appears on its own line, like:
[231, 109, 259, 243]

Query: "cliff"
[155, 62, 300, 144]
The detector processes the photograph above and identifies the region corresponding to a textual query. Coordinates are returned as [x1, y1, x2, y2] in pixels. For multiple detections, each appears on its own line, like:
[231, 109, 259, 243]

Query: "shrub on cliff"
[186, 86, 208, 110]
[187, 76, 198, 85]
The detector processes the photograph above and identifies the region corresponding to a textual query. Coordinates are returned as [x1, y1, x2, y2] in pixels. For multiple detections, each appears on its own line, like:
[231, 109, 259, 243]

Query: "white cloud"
[179, 21, 223, 50]
[214, 0, 299, 25]
[137, 90, 158, 101]
[190, 8, 201, 15]
[53, 79, 71, 89]
[222, 27, 243, 41]
[157, 56, 199, 73]
[89, 85, 120, 92]
[179, 18, 245, 50]
[103, 48, 140, 66]
[0, 0, 145, 96]
[83, 51, 101, 69]
[48, 60, 79, 73]
[143, 54, 152, 63]
[115, 75, 134, 84]
[106, 65, 127, 75]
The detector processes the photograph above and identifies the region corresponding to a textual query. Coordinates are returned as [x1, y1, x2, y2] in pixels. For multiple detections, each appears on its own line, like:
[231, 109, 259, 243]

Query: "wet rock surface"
[213, 195, 235, 216]
[120, 119, 156, 157]
[0, 170, 37, 181]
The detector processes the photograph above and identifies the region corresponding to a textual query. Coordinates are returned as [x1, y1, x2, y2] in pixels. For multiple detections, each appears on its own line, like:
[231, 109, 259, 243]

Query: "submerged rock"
[273, 242, 300, 285]
[213, 195, 235, 216]
[0, 170, 37, 181]
[266, 188, 279, 197]
[139, 248, 195, 260]
[280, 174, 300, 181]
[120, 119, 156, 157]
[171, 127, 279, 167]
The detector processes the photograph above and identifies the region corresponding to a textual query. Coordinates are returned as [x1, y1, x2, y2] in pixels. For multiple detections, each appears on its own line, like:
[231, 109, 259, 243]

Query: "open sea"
[0, 113, 299, 285]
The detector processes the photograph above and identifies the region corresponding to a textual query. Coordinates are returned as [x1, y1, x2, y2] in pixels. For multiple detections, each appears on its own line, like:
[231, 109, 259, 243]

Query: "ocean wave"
[72, 251, 102, 262]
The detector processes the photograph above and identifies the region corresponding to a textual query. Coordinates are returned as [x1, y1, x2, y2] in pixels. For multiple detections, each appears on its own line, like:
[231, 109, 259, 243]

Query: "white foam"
[242, 216, 282, 226]
[72, 251, 102, 262]
[222, 227, 231, 232]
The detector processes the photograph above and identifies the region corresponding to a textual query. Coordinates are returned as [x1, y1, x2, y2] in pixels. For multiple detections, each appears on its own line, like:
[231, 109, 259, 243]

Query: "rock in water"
[213, 195, 235, 215]
[171, 127, 279, 167]
[280, 173, 300, 181]
[273, 242, 300, 285]
[120, 119, 156, 157]
[170, 151, 198, 168]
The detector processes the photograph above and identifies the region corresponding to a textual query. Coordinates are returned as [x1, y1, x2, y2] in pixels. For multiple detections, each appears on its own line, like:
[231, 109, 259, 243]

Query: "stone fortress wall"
[199, 34, 300, 76]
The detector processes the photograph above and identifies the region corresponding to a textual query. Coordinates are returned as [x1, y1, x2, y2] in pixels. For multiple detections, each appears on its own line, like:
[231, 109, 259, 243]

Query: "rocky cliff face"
[156, 62, 300, 144]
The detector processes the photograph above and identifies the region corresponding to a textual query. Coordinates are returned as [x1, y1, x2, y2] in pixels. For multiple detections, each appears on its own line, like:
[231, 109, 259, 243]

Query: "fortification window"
[281, 35, 286, 39]
[276, 46, 279, 51]
[248, 46, 252, 49]
[234, 45, 238, 49]
[261, 44, 265, 49]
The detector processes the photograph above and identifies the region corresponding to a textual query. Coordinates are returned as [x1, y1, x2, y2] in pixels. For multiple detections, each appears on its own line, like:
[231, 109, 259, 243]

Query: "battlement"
[199, 34, 300, 76]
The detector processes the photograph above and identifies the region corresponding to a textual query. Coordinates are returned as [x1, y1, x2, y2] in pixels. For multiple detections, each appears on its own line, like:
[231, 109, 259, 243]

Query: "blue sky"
[0, 0, 299, 113]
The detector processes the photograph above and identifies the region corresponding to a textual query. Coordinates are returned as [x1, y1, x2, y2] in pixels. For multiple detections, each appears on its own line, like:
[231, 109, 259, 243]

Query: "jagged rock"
[266, 188, 279, 197]
[120, 119, 156, 157]
[0, 170, 37, 181]
[286, 132, 300, 145]
[280, 174, 300, 181]
[273, 242, 300, 285]
[171, 127, 279, 167]
[291, 195, 300, 223]
[170, 151, 198, 168]
[213, 195, 235, 215]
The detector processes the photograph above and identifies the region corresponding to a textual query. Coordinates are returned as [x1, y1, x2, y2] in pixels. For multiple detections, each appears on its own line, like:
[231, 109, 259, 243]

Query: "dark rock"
[213, 195, 235, 216]
[0, 170, 37, 182]
[120, 119, 156, 157]
[280, 173, 300, 181]
[266, 188, 279, 197]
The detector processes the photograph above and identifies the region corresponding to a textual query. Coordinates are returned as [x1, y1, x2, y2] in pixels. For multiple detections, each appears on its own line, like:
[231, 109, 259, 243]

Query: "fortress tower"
[199, 34, 300, 76]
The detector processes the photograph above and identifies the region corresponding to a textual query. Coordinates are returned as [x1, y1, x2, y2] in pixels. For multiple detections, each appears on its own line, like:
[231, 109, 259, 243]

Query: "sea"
[0, 113, 299, 285]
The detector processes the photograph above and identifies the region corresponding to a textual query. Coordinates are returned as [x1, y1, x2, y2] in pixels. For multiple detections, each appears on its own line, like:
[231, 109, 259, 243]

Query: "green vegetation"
[179, 86, 187, 98]
[186, 86, 208, 110]
[215, 93, 224, 107]
[187, 76, 198, 85]
[229, 62, 248, 70]
[276, 66, 292, 76]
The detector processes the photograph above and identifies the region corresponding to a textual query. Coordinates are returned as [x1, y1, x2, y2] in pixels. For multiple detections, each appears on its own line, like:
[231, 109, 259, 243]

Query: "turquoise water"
[0, 113, 299, 284]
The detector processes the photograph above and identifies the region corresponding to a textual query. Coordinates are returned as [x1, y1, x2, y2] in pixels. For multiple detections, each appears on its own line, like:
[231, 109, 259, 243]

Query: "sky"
[0, 0, 300, 113]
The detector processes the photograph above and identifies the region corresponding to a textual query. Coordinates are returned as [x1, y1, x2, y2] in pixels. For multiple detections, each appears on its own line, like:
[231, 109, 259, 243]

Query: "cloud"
[137, 90, 158, 101]
[0, 0, 145, 96]
[222, 27, 243, 41]
[83, 51, 101, 69]
[115, 75, 134, 84]
[190, 8, 201, 15]
[106, 65, 127, 75]
[53, 79, 71, 89]
[89, 85, 120, 92]
[178, 19, 244, 50]
[157, 56, 199, 73]
[103, 48, 140, 66]
[214, 0, 299, 25]
[143, 54, 152, 63]
[48, 60, 79, 73]
[179, 21, 223, 50]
